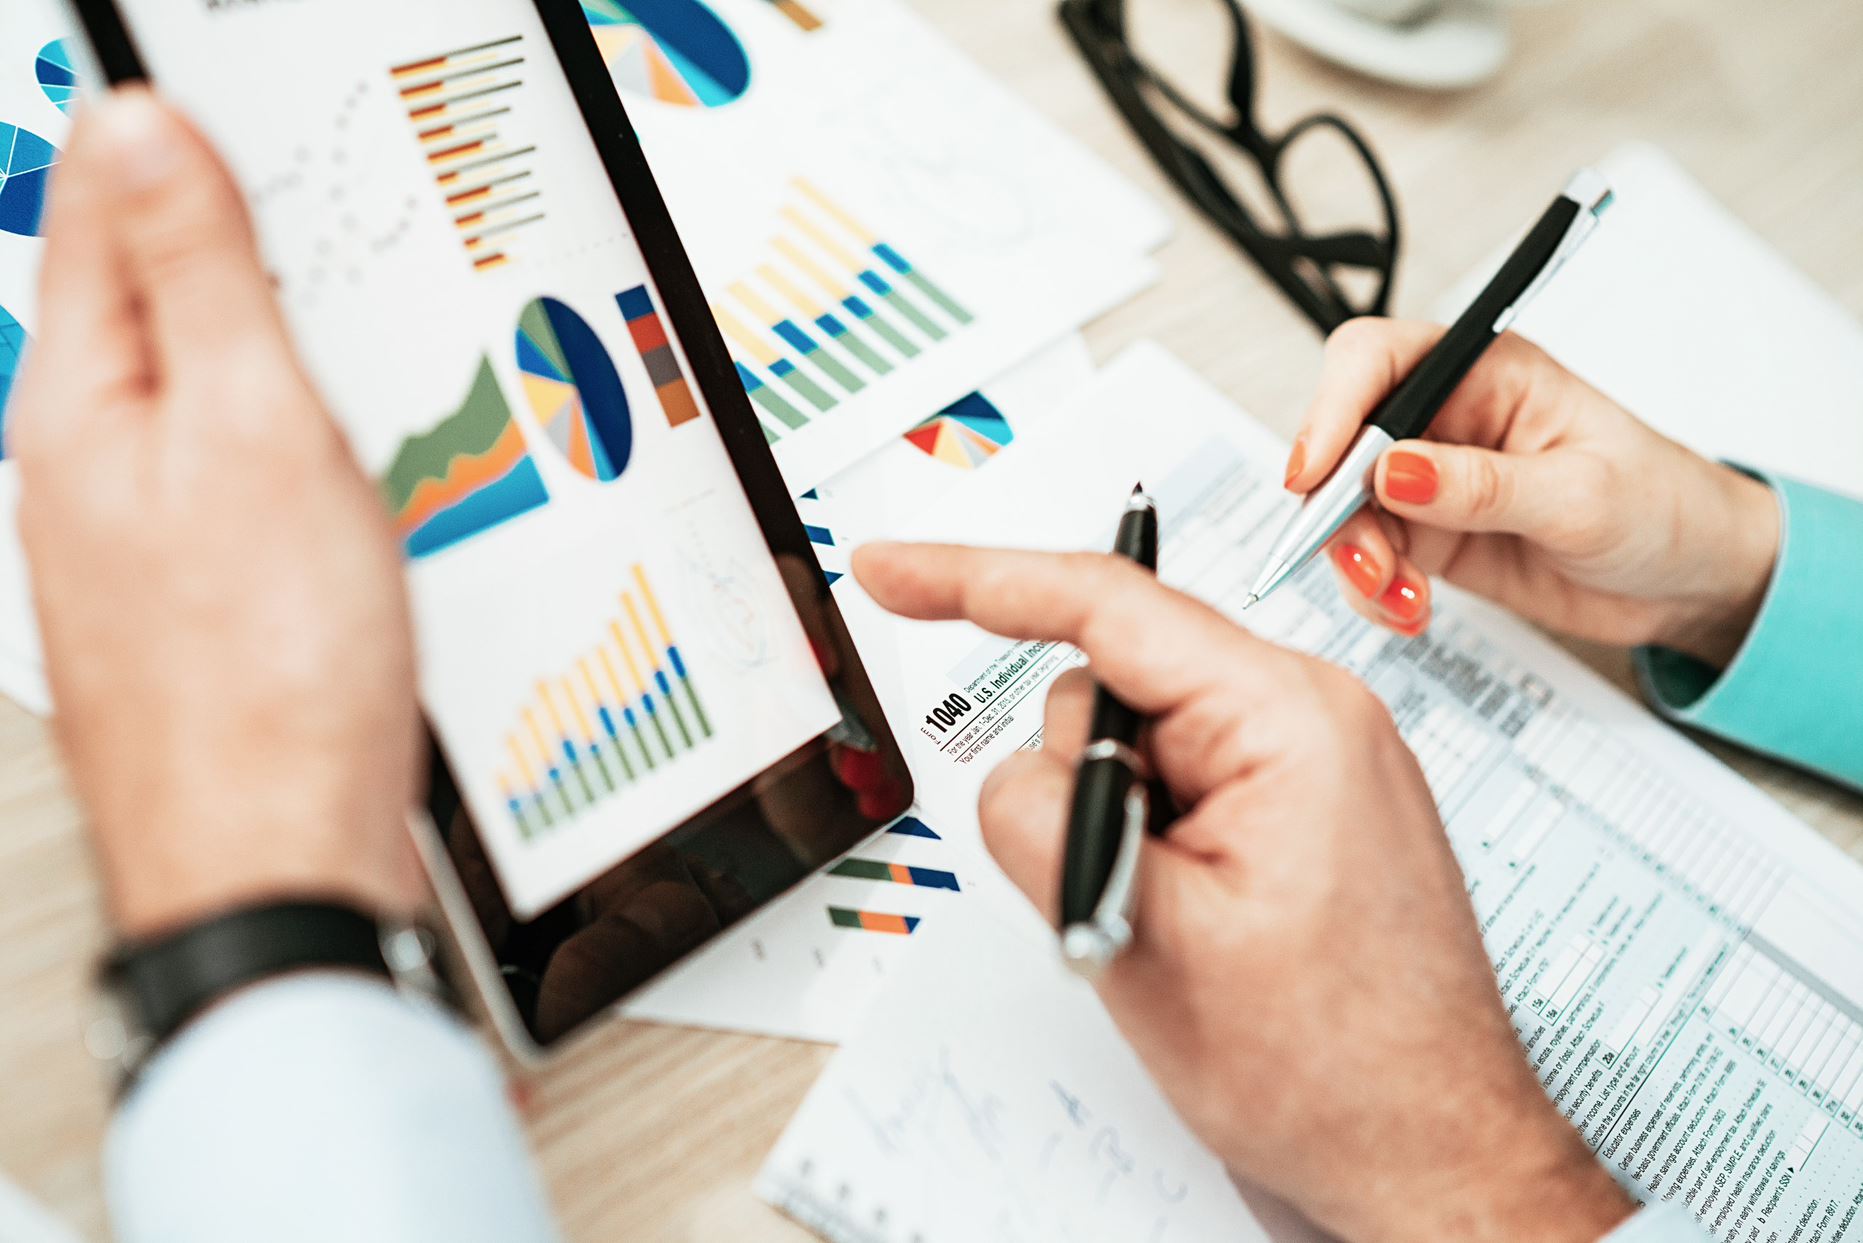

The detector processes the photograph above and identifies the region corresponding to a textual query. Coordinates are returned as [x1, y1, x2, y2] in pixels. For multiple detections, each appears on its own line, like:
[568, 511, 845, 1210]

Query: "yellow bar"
[774, 236, 851, 300]
[758, 263, 825, 319]
[595, 647, 632, 707]
[624, 595, 659, 682]
[579, 657, 611, 713]
[712, 303, 781, 366]
[783, 205, 866, 273]
[506, 734, 539, 789]
[538, 683, 574, 751]
[795, 178, 874, 244]
[563, 676, 599, 742]
[728, 281, 790, 331]
[632, 565, 676, 649]
[522, 707, 556, 774]
[609, 619, 651, 698]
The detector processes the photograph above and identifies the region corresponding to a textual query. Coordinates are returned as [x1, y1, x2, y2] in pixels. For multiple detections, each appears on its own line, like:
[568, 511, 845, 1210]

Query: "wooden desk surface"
[4, 0, 1861, 1238]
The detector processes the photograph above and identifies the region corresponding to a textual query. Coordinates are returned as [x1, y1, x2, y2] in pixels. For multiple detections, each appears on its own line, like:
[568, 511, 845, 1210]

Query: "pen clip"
[1492, 169, 1614, 334]
[1061, 776, 1149, 979]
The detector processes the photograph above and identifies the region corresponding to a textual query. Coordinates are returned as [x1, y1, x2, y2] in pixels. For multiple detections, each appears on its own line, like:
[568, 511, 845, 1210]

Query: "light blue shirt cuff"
[108, 974, 562, 1243]
[1635, 473, 1863, 792]
[1602, 1203, 1714, 1243]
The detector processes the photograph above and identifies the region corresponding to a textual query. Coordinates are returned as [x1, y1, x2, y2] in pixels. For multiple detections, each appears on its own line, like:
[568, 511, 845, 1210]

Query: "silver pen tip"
[1242, 593, 1259, 611]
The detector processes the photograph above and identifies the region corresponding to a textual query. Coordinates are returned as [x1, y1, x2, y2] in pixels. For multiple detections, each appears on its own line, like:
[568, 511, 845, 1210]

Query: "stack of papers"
[762, 342, 1863, 1242]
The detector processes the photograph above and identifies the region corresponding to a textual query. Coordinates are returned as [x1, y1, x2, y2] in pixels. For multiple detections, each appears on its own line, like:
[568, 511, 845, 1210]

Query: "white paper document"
[616, 0, 1168, 490]
[757, 914, 1284, 1243]
[1441, 143, 1863, 498]
[799, 343, 1863, 1241]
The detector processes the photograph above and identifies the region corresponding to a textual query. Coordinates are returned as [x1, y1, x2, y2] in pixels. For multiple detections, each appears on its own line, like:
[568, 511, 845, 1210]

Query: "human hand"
[1288, 319, 1779, 666]
[9, 89, 425, 938]
[854, 543, 1635, 1243]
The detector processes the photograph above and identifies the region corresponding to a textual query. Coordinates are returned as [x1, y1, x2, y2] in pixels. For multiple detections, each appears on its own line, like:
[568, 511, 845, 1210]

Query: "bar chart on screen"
[390, 34, 545, 273]
[714, 179, 973, 443]
[616, 284, 703, 428]
[498, 564, 715, 838]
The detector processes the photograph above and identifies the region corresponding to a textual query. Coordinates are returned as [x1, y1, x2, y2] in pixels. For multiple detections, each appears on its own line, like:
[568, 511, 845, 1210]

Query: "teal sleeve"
[1633, 473, 1863, 792]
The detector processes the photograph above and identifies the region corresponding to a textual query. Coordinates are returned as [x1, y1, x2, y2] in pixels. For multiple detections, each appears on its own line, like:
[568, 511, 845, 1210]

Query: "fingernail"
[1283, 437, 1307, 489]
[1378, 577, 1426, 625]
[96, 89, 184, 192]
[1384, 451, 1438, 505]
[1394, 616, 1428, 639]
[1330, 543, 1382, 598]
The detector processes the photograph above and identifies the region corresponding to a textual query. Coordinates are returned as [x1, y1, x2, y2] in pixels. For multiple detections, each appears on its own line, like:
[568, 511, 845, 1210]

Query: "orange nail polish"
[1331, 543, 1382, 598]
[1384, 451, 1438, 505]
[1284, 438, 1307, 489]
[1379, 577, 1426, 624]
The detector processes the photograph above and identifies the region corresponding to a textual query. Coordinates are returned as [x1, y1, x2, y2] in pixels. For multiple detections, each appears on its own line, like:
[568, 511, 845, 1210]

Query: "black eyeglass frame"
[1060, 0, 1401, 334]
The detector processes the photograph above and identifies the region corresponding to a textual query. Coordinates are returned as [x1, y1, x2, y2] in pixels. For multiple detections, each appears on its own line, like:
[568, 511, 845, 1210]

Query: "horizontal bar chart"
[827, 858, 960, 891]
[390, 35, 545, 273]
[827, 907, 921, 935]
[498, 564, 714, 838]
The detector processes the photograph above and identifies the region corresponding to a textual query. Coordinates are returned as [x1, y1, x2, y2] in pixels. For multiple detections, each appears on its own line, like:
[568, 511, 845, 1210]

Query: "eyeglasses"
[1060, 0, 1401, 334]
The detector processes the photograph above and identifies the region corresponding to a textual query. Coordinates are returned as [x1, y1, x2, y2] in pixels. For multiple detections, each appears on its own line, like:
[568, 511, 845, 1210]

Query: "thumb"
[977, 750, 1072, 924]
[89, 87, 294, 396]
[1375, 440, 1586, 538]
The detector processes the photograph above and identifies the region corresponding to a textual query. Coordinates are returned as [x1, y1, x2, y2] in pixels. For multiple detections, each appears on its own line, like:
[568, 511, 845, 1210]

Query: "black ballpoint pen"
[1245, 169, 1615, 609]
[1059, 483, 1158, 977]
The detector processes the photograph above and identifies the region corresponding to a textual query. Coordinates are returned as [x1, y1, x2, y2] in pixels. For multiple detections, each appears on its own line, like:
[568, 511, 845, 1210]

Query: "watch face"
[84, 985, 151, 1084]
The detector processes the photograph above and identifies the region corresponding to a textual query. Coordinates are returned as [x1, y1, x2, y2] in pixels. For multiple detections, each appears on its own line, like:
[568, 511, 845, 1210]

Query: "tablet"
[67, 0, 912, 1057]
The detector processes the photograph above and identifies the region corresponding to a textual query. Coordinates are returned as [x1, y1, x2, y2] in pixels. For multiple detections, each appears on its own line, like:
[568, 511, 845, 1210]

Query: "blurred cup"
[1325, 0, 1447, 21]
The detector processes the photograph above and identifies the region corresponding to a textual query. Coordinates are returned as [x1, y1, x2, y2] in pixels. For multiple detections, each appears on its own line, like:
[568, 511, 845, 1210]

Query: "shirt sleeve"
[107, 973, 563, 1243]
[1634, 473, 1863, 792]
[1601, 1203, 1714, 1243]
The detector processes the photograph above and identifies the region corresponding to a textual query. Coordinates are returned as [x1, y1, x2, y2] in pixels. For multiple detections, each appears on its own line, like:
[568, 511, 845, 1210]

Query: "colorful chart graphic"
[381, 356, 549, 558]
[582, 0, 751, 109]
[0, 125, 58, 238]
[391, 36, 544, 272]
[904, 392, 1012, 469]
[516, 297, 633, 481]
[794, 488, 844, 586]
[616, 285, 701, 428]
[0, 305, 27, 459]
[886, 816, 940, 839]
[498, 565, 714, 838]
[827, 858, 960, 891]
[35, 40, 80, 114]
[828, 907, 920, 935]
[717, 180, 974, 442]
[758, 0, 824, 32]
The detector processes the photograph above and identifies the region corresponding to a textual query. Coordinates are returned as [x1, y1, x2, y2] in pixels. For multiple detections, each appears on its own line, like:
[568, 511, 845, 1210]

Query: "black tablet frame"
[66, 0, 914, 1057]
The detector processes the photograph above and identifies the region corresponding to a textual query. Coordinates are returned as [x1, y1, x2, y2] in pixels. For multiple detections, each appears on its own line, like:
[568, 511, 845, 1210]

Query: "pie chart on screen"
[0, 305, 28, 460]
[36, 40, 81, 114]
[0, 125, 59, 238]
[516, 297, 634, 483]
[581, 0, 751, 109]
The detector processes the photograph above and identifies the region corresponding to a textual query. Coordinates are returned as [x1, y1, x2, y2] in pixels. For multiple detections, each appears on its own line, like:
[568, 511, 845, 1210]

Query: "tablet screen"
[106, 0, 844, 920]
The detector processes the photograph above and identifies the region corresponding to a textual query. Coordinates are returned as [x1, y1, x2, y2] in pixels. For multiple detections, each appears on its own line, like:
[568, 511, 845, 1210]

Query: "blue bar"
[561, 739, 578, 765]
[598, 706, 619, 739]
[771, 357, 800, 378]
[874, 243, 911, 275]
[858, 271, 892, 296]
[668, 645, 688, 679]
[774, 320, 818, 354]
[655, 670, 674, 699]
[814, 314, 849, 337]
[887, 816, 940, 839]
[844, 296, 875, 319]
[622, 706, 639, 728]
[734, 361, 765, 391]
[803, 523, 834, 546]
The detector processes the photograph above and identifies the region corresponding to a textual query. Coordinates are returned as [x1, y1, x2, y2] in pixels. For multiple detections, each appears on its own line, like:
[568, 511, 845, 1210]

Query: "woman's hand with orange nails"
[1289, 319, 1781, 667]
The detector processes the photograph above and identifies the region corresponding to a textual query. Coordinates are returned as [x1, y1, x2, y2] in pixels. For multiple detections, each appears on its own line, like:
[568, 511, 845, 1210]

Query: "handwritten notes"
[756, 913, 1297, 1243]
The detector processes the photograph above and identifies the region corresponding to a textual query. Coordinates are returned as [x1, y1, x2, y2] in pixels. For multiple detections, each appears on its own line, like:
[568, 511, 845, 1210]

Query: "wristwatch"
[88, 899, 458, 1092]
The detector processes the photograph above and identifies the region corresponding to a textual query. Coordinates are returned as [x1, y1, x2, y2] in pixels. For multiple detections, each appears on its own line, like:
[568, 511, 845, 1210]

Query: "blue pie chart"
[0, 125, 59, 238]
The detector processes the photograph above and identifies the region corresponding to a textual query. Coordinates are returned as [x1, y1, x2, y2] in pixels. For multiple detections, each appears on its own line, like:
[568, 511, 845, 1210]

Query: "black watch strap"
[102, 900, 394, 1059]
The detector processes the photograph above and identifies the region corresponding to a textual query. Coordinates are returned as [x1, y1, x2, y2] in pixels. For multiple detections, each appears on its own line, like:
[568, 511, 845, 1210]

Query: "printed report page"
[109, 0, 842, 918]
[850, 343, 1863, 1239]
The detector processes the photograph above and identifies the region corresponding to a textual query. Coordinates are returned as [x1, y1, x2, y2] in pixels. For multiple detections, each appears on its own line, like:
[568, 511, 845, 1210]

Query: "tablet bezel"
[65, 0, 914, 1060]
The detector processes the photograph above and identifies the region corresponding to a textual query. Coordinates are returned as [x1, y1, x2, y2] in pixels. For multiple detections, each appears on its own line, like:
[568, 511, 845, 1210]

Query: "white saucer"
[1245, 0, 1511, 91]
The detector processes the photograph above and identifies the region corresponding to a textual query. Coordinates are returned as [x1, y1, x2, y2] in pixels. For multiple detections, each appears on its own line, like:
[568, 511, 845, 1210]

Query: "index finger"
[851, 542, 1282, 717]
[1286, 318, 1539, 493]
